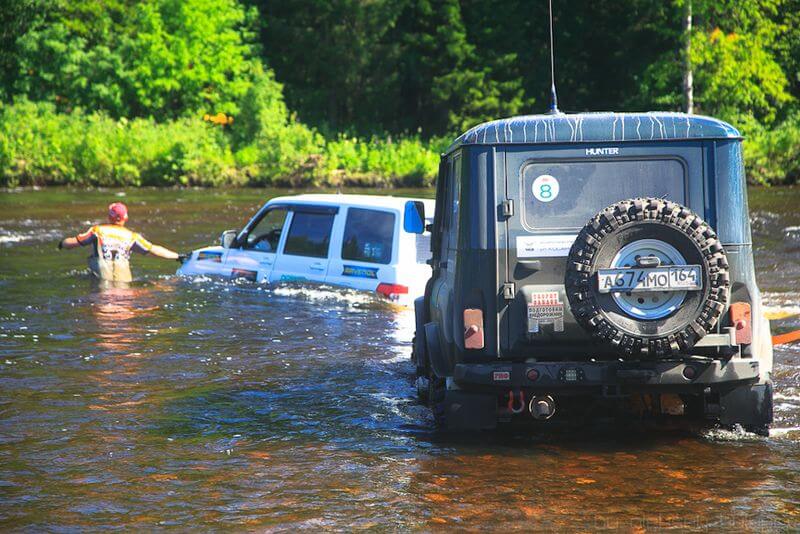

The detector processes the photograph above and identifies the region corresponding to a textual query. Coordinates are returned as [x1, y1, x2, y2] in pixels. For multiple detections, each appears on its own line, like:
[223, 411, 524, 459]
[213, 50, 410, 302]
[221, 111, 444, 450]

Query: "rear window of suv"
[341, 208, 395, 264]
[521, 159, 686, 229]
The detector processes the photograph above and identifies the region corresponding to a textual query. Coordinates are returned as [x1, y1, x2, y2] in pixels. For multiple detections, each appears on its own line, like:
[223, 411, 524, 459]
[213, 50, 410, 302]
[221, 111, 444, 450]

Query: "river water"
[1, 187, 799, 531]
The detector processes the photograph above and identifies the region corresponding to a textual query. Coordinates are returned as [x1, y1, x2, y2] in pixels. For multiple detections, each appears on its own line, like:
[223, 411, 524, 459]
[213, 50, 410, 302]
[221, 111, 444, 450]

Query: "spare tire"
[565, 198, 729, 357]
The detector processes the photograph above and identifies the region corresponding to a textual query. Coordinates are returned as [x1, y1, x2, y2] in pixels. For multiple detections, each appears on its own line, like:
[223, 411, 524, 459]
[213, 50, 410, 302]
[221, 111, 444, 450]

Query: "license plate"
[597, 266, 702, 293]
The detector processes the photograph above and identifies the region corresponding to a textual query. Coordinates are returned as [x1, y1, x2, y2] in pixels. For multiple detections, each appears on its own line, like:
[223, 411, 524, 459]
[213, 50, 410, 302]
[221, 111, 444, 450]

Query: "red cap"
[108, 202, 128, 223]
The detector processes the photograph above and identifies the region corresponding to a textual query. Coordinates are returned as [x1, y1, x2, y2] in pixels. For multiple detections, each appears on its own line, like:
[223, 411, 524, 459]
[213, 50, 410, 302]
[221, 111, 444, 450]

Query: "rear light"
[729, 302, 752, 345]
[526, 368, 539, 381]
[464, 308, 484, 349]
[376, 283, 408, 301]
[683, 366, 697, 380]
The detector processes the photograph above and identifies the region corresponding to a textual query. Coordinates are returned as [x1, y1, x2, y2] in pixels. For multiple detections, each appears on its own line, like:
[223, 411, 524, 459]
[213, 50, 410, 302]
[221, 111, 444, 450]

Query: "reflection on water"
[0, 187, 799, 530]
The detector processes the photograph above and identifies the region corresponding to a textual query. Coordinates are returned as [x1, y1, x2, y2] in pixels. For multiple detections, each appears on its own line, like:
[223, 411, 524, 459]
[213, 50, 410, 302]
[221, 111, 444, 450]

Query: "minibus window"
[244, 208, 287, 252]
[283, 212, 335, 258]
[341, 208, 395, 264]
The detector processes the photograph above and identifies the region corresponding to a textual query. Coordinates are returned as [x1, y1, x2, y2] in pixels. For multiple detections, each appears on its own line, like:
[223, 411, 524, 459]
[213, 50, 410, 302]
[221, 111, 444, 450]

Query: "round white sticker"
[532, 174, 559, 202]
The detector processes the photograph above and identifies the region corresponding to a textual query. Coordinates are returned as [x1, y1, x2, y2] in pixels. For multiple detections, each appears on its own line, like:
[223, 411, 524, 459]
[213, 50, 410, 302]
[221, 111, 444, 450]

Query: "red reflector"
[526, 368, 539, 381]
[729, 302, 752, 345]
[464, 308, 485, 350]
[376, 283, 409, 299]
[683, 366, 696, 380]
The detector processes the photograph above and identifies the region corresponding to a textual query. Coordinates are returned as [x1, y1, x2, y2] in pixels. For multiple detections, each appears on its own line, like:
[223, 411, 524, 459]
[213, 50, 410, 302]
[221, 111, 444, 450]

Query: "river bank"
[0, 101, 444, 189]
[3, 103, 799, 189]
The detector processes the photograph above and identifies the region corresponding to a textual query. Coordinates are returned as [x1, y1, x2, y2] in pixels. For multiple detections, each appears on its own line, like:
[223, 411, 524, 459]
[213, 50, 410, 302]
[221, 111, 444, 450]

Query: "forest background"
[1, 0, 799, 188]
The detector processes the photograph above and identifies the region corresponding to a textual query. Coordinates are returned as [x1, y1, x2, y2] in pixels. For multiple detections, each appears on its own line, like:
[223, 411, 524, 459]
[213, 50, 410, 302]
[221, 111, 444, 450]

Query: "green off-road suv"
[410, 112, 773, 435]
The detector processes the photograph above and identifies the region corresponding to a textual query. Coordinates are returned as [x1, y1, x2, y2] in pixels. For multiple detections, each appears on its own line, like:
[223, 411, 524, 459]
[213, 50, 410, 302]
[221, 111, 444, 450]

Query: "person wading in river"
[58, 202, 185, 282]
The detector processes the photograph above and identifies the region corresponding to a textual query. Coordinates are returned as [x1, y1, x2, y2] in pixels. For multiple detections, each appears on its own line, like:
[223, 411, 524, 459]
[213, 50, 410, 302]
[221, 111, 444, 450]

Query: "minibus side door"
[269, 205, 338, 283]
[325, 206, 399, 290]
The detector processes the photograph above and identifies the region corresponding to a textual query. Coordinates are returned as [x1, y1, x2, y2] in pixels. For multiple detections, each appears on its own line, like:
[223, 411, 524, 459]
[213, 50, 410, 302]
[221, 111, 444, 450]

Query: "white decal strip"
[516, 234, 577, 258]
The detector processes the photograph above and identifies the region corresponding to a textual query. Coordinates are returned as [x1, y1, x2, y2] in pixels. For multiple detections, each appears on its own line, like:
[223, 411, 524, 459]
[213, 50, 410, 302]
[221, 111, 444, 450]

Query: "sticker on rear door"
[532, 174, 559, 202]
[516, 235, 577, 258]
[528, 291, 565, 333]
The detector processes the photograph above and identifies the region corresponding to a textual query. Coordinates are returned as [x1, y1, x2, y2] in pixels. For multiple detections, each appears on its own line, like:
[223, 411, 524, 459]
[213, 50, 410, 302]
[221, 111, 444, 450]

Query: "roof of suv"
[446, 112, 741, 154]
[266, 193, 433, 210]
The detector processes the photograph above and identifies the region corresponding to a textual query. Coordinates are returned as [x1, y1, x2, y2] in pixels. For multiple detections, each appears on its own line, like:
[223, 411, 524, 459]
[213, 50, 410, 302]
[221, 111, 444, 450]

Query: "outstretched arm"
[58, 237, 82, 250]
[59, 227, 96, 250]
[133, 233, 179, 261]
[148, 244, 179, 260]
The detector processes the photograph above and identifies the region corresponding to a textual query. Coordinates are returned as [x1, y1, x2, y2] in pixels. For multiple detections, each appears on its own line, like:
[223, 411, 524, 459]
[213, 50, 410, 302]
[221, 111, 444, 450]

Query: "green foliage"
[9, 0, 259, 119]
[639, 26, 792, 124]
[0, 100, 441, 188]
[233, 68, 323, 185]
[637, 0, 794, 123]
[320, 135, 445, 187]
[1, 0, 800, 186]
[397, 0, 526, 134]
[260, 0, 406, 135]
[742, 113, 800, 185]
[692, 29, 791, 124]
[260, 0, 527, 136]
[121, 0, 257, 117]
[0, 100, 240, 187]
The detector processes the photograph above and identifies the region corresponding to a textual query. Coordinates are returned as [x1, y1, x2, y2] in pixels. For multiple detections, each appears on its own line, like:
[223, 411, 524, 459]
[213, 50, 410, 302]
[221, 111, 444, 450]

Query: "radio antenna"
[546, 0, 561, 114]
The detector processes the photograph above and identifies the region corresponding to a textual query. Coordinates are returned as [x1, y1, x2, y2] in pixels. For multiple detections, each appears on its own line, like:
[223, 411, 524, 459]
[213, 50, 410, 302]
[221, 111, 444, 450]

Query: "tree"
[637, 0, 793, 124]
[0, 0, 51, 101]
[258, 0, 405, 135]
[10, 0, 262, 119]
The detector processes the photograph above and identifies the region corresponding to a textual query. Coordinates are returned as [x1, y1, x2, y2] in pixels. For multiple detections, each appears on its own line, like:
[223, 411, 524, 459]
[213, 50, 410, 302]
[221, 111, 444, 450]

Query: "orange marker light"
[729, 302, 752, 345]
[464, 308, 484, 350]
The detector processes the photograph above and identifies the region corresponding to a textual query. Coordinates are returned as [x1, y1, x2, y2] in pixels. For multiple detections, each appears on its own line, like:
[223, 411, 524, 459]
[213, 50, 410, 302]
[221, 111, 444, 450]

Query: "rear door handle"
[517, 259, 541, 272]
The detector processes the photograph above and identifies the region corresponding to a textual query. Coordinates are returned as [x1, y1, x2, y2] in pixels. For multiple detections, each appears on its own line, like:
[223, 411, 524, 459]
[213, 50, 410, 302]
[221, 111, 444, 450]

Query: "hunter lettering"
[585, 147, 620, 156]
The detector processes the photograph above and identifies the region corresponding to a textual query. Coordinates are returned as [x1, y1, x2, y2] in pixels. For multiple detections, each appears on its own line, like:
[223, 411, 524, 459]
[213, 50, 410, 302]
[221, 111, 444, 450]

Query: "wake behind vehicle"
[178, 194, 434, 304]
[411, 112, 774, 434]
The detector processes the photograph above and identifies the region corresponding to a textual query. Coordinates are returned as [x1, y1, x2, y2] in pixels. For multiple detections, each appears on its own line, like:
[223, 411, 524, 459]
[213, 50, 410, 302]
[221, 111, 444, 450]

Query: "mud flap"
[718, 382, 773, 428]
[413, 298, 427, 375]
[443, 390, 497, 431]
[424, 322, 451, 378]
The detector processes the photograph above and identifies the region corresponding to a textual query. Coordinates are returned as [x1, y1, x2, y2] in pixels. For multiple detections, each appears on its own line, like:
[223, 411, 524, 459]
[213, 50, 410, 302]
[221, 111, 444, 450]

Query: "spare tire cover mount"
[608, 239, 690, 320]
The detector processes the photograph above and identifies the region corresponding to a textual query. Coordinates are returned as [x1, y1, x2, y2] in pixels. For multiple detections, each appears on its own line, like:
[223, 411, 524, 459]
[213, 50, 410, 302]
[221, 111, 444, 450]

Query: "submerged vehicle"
[411, 112, 773, 434]
[178, 194, 434, 303]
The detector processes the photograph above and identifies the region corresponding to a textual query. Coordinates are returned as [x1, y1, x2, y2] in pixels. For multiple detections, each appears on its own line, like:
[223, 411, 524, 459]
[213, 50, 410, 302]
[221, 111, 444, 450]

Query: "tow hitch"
[529, 395, 556, 420]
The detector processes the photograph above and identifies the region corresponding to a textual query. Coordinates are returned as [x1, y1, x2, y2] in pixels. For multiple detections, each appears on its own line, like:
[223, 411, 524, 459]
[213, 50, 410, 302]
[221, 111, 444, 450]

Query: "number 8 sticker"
[532, 174, 559, 202]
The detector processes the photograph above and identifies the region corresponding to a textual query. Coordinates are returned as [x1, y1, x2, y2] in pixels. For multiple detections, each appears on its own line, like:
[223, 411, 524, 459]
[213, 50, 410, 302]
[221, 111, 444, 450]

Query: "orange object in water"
[772, 329, 800, 346]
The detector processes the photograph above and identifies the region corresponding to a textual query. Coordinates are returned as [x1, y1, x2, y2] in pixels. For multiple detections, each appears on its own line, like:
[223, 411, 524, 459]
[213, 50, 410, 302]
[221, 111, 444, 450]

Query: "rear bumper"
[453, 359, 760, 393]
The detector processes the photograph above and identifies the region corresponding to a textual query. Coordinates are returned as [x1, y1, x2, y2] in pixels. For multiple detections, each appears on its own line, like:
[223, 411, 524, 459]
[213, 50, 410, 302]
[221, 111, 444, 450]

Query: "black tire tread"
[565, 197, 729, 357]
